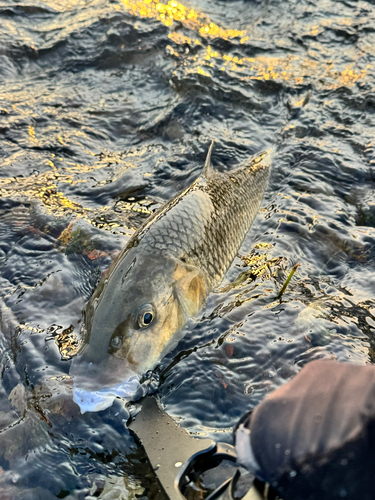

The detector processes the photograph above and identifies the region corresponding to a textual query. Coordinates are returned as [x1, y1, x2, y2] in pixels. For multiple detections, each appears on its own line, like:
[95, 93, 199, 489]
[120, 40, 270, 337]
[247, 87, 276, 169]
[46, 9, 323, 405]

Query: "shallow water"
[0, 0, 375, 497]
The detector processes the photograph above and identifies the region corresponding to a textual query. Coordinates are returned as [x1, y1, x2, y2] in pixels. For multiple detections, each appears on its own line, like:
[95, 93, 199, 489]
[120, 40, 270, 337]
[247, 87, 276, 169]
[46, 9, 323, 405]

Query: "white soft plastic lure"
[73, 375, 141, 413]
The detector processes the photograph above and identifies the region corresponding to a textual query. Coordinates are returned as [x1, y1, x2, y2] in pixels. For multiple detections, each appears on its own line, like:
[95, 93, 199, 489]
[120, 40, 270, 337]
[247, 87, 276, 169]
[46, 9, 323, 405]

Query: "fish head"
[70, 248, 207, 412]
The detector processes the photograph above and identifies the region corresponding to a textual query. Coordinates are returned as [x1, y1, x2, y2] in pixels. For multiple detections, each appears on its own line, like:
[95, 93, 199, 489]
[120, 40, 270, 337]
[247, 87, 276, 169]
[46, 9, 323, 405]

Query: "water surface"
[0, 0, 375, 497]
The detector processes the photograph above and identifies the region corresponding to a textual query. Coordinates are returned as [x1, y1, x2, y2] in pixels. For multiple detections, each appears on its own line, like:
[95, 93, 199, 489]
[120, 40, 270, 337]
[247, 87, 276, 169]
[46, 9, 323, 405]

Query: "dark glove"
[234, 360, 375, 500]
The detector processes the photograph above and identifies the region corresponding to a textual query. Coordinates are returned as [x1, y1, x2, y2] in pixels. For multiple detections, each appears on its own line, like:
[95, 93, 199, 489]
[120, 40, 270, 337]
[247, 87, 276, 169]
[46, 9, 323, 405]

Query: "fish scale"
[138, 151, 271, 290]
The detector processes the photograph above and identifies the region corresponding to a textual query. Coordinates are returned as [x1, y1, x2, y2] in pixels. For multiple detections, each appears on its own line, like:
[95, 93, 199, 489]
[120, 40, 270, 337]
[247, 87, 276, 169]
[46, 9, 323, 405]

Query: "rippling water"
[1, 0, 375, 497]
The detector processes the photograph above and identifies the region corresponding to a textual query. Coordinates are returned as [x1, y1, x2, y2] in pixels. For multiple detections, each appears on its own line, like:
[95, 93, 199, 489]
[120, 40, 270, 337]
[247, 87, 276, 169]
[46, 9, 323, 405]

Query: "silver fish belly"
[70, 145, 271, 412]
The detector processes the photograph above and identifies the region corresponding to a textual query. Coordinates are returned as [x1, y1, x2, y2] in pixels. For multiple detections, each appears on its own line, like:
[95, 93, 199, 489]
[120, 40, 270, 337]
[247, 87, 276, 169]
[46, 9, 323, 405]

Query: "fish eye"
[138, 304, 156, 328]
[143, 312, 153, 324]
[111, 336, 122, 349]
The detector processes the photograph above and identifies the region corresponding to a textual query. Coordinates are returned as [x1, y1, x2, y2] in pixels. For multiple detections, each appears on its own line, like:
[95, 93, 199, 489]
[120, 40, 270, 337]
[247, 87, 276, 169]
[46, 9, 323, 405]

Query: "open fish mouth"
[73, 375, 141, 414]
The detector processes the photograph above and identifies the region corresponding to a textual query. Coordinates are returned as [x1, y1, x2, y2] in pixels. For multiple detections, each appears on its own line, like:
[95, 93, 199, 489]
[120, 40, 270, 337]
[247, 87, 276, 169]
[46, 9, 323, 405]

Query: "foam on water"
[73, 375, 141, 413]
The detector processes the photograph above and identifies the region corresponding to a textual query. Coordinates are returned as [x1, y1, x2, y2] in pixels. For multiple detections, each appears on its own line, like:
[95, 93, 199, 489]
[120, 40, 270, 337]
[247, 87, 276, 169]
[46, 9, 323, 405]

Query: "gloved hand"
[234, 360, 375, 500]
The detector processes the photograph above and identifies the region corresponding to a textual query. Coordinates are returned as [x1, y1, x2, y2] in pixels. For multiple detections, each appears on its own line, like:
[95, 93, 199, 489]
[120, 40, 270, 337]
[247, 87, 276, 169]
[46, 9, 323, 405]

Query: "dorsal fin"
[203, 141, 214, 178]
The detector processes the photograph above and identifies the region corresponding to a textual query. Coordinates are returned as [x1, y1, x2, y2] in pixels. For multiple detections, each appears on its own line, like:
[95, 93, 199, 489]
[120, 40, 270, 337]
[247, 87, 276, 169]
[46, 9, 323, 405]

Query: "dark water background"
[1, 0, 375, 497]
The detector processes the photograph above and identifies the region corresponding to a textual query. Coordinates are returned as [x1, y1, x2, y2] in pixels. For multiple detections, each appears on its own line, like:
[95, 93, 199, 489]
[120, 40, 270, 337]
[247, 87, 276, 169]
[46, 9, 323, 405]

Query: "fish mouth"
[73, 375, 141, 414]
[70, 351, 142, 413]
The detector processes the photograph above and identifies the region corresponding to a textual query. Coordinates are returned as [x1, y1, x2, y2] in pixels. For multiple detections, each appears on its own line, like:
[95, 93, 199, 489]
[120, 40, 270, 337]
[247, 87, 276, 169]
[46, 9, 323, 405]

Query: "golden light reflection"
[337, 65, 368, 87]
[175, 45, 369, 88]
[0, 165, 154, 236]
[119, 0, 370, 88]
[219, 243, 283, 293]
[121, 0, 245, 40]
[56, 325, 80, 360]
[0, 171, 84, 216]
[28, 126, 36, 143]
[168, 32, 199, 45]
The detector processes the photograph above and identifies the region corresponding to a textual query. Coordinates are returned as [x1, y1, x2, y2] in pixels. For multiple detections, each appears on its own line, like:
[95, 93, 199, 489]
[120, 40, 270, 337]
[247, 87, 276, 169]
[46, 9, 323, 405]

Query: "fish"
[70, 143, 271, 413]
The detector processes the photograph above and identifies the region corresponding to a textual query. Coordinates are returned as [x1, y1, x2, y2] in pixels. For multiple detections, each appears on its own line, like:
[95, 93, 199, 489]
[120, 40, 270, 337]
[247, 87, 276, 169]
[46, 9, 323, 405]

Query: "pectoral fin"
[173, 260, 208, 318]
